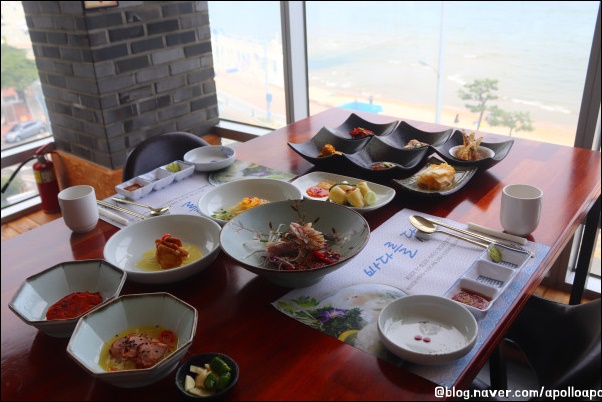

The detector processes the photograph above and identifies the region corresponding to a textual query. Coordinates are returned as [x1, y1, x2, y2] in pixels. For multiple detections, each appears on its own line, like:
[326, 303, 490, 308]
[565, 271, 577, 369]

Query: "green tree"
[458, 79, 498, 131]
[1, 43, 38, 100]
[488, 106, 534, 137]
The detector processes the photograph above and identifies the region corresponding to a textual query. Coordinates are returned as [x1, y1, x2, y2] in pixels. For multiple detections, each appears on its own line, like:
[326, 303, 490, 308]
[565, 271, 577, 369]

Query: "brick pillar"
[22, 1, 218, 173]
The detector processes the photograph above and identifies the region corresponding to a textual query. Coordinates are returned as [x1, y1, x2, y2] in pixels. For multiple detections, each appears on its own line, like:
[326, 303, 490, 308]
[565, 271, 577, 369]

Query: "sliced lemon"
[337, 329, 359, 345]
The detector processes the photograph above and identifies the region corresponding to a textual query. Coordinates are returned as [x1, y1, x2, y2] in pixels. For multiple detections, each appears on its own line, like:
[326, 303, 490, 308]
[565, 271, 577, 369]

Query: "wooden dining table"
[1, 107, 600, 401]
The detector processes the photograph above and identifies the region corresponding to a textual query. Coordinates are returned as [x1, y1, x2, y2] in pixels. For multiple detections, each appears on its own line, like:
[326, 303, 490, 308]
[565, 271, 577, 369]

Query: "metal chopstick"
[427, 217, 535, 257]
[97, 200, 147, 219]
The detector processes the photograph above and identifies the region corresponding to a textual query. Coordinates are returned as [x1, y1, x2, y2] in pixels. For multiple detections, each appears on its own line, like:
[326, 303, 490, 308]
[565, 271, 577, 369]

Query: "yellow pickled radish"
[347, 188, 365, 207]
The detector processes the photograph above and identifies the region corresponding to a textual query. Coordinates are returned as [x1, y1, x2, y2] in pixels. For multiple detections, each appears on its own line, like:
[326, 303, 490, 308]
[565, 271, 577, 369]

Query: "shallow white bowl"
[198, 178, 304, 226]
[103, 214, 221, 284]
[184, 145, 236, 172]
[377, 294, 478, 365]
[220, 199, 370, 288]
[449, 145, 495, 160]
[67, 292, 197, 388]
[8, 260, 126, 338]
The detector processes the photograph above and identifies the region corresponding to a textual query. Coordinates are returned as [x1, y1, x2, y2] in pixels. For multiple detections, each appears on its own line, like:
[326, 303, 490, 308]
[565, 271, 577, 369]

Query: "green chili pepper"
[488, 245, 502, 263]
[210, 356, 232, 375]
[216, 372, 232, 390]
[203, 372, 219, 391]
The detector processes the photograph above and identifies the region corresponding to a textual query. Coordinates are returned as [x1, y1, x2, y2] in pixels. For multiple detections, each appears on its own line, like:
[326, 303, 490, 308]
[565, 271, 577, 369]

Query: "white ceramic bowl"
[8, 260, 126, 338]
[377, 295, 478, 365]
[198, 178, 304, 226]
[67, 292, 197, 388]
[184, 145, 236, 172]
[449, 145, 495, 160]
[115, 177, 154, 200]
[160, 160, 195, 181]
[103, 214, 221, 284]
[219, 199, 370, 288]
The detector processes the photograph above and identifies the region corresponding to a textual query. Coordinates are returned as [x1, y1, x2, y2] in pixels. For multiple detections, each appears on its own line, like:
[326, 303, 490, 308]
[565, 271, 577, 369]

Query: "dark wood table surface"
[2, 108, 600, 400]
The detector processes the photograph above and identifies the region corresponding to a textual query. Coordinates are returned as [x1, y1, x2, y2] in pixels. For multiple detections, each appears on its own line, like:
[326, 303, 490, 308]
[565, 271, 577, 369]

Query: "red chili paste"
[306, 186, 329, 198]
[451, 289, 490, 310]
[46, 291, 104, 320]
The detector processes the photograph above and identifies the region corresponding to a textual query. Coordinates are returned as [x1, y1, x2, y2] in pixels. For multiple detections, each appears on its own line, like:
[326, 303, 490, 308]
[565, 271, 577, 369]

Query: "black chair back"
[122, 132, 209, 181]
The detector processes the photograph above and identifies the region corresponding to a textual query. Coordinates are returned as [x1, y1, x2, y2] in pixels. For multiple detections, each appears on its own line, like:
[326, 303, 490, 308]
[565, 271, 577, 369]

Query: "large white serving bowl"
[67, 292, 197, 388]
[8, 260, 126, 338]
[377, 295, 478, 365]
[198, 178, 304, 226]
[103, 214, 221, 284]
[219, 199, 370, 288]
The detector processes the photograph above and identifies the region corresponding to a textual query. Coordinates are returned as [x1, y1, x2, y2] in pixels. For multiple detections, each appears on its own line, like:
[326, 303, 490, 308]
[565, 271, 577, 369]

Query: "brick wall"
[22, 1, 218, 171]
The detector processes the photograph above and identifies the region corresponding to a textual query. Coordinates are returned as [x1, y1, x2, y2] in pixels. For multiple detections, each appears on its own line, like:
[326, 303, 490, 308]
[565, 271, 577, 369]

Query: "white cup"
[58, 185, 99, 233]
[500, 184, 543, 237]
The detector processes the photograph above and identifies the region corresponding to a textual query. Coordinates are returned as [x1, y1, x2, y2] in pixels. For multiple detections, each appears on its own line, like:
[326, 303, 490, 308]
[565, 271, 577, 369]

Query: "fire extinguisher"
[33, 144, 61, 213]
[1, 143, 60, 214]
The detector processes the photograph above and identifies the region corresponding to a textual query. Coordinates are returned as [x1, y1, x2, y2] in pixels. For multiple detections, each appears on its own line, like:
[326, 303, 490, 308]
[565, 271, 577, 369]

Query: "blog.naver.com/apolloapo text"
[435, 386, 602, 400]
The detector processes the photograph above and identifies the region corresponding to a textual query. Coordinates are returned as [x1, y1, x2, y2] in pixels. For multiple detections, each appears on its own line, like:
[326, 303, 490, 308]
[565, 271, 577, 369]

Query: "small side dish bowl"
[160, 160, 195, 181]
[67, 292, 197, 388]
[219, 199, 370, 288]
[139, 168, 176, 191]
[331, 112, 398, 138]
[378, 121, 452, 149]
[184, 145, 236, 172]
[103, 214, 221, 284]
[175, 353, 239, 399]
[115, 177, 154, 200]
[198, 178, 304, 226]
[378, 294, 478, 365]
[287, 126, 371, 170]
[431, 130, 514, 171]
[8, 260, 126, 338]
[449, 145, 495, 160]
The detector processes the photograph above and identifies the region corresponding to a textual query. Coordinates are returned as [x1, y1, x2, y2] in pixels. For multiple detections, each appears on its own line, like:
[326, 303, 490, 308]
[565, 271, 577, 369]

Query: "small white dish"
[449, 145, 495, 161]
[115, 177, 153, 200]
[184, 145, 236, 172]
[290, 171, 396, 213]
[139, 168, 175, 191]
[198, 178, 304, 226]
[160, 160, 195, 181]
[378, 294, 478, 365]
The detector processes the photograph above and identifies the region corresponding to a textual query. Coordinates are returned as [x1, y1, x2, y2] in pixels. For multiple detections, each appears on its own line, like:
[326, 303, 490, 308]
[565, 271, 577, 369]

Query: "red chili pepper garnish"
[161, 233, 172, 242]
[312, 250, 341, 264]
[159, 330, 176, 344]
[349, 127, 375, 138]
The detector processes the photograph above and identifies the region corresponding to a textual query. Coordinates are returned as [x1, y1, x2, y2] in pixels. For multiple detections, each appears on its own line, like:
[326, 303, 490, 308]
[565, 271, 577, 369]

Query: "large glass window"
[208, 1, 286, 130]
[305, 1, 599, 148]
[1, 1, 52, 212]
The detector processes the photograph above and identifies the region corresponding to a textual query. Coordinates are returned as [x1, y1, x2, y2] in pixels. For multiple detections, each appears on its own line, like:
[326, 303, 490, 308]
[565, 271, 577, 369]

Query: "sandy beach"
[215, 69, 575, 148]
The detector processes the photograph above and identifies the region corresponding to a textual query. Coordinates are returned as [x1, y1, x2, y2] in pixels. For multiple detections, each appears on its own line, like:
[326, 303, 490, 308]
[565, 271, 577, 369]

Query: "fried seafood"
[415, 162, 456, 190]
[264, 222, 341, 270]
[317, 144, 342, 157]
[403, 139, 429, 149]
[455, 132, 484, 161]
[155, 233, 189, 269]
[212, 197, 270, 221]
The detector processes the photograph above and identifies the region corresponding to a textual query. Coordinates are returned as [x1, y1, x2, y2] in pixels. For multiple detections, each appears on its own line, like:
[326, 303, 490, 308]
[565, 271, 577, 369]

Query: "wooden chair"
[122, 132, 210, 181]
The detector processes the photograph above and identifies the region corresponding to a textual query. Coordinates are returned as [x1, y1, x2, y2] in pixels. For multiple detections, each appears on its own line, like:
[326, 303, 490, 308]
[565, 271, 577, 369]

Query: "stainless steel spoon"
[111, 197, 170, 216]
[411, 215, 534, 257]
[409, 215, 489, 249]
